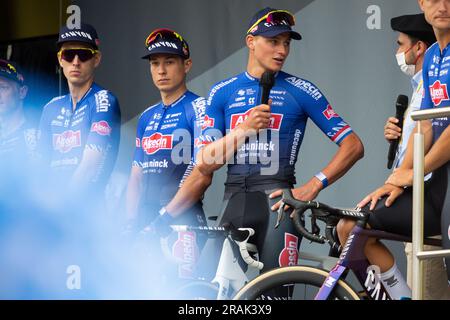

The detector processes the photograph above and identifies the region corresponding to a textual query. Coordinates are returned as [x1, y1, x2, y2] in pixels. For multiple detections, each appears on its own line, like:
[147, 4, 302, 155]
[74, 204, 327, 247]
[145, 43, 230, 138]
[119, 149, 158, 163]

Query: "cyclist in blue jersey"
[160, 8, 364, 293]
[37, 24, 121, 200]
[338, 0, 450, 299]
[0, 60, 36, 163]
[125, 29, 207, 285]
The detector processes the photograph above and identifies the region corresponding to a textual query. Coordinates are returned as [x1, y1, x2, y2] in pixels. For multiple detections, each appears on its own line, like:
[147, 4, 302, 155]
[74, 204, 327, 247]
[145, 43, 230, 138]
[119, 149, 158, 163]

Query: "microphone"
[260, 71, 275, 104]
[387, 94, 409, 169]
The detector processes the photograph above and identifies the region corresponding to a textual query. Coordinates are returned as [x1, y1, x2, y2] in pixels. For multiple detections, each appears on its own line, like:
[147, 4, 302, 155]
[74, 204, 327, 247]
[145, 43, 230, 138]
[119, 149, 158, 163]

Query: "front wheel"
[233, 266, 360, 300]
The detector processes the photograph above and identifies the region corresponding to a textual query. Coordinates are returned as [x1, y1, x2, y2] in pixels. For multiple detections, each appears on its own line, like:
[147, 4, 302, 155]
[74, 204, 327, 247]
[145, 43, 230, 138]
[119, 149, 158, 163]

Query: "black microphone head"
[260, 71, 275, 88]
[396, 94, 409, 112]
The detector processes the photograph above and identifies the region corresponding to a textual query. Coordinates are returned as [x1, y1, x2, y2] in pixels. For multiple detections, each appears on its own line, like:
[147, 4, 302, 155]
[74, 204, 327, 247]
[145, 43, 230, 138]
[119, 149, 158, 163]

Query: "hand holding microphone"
[387, 94, 408, 169]
[242, 71, 275, 132]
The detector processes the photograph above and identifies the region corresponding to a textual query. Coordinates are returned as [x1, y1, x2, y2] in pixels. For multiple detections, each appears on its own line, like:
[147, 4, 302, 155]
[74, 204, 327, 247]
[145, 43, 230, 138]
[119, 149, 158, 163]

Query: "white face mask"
[396, 51, 416, 77]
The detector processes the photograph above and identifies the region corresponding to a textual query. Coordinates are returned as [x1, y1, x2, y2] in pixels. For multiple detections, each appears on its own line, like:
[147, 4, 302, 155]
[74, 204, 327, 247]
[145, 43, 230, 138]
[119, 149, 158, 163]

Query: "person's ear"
[19, 85, 28, 100]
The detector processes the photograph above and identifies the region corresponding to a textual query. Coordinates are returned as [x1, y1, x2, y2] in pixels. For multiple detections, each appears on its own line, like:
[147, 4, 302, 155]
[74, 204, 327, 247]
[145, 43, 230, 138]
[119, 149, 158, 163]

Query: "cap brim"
[141, 47, 187, 59]
[57, 39, 98, 50]
[255, 29, 302, 40]
[0, 73, 23, 85]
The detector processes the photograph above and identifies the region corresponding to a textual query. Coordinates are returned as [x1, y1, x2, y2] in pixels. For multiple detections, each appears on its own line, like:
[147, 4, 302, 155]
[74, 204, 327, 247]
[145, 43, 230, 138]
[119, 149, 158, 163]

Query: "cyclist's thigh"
[247, 191, 299, 272]
[367, 187, 441, 237]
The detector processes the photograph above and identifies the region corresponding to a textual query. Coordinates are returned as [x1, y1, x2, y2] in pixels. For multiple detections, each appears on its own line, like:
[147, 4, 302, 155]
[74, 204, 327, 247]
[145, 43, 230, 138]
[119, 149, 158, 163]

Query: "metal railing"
[410, 106, 450, 300]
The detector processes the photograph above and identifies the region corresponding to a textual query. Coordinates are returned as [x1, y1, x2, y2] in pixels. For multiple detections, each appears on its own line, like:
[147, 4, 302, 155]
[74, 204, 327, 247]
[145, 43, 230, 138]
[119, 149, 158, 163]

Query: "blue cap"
[57, 23, 100, 49]
[142, 28, 190, 60]
[247, 7, 301, 40]
[0, 59, 25, 85]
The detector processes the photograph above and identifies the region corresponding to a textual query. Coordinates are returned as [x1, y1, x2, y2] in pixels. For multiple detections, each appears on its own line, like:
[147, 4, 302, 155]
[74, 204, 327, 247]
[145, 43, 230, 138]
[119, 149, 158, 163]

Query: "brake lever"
[275, 200, 286, 229]
[311, 215, 321, 235]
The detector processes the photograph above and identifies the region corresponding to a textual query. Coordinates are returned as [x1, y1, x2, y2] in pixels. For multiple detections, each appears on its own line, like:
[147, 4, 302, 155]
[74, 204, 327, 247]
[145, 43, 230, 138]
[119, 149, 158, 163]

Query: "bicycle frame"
[316, 225, 440, 300]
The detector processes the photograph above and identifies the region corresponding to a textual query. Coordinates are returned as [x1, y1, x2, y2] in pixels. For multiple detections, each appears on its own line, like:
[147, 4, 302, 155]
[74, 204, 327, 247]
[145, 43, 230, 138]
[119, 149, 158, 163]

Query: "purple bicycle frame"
[314, 225, 413, 300]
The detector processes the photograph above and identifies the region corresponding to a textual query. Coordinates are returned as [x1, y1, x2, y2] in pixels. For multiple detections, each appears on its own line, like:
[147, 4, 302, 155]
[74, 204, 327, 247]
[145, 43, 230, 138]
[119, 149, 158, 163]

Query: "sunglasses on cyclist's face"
[145, 28, 187, 49]
[58, 48, 98, 63]
[247, 10, 296, 34]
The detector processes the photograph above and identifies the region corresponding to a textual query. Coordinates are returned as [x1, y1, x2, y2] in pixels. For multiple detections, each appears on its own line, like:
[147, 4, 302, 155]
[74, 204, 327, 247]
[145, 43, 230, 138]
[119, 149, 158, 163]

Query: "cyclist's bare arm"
[196, 103, 271, 176]
[270, 133, 364, 210]
[69, 147, 107, 191]
[165, 166, 213, 217]
[125, 166, 144, 222]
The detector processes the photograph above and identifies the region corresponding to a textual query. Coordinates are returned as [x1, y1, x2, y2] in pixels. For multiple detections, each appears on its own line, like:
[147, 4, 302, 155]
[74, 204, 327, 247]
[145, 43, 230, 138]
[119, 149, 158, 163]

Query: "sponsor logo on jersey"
[430, 80, 449, 106]
[207, 77, 238, 105]
[289, 129, 302, 165]
[95, 90, 111, 112]
[327, 121, 352, 144]
[51, 120, 64, 127]
[192, 97, 206, 122]
[433, 55, 440, 64]
[201, 115, 215, 130]
[230, 109, 283, 130]
[141, 159, 169, 169]
[238, 89, 246, 96]
[194, 135, 214, 147]
[142, 132, 173, 155]
[322, 105, 339, 120]
[228, 102, 246, 109]
[53, 130, 81, 153]
[285, 76, 323, 100]
[279, 233, 299, 267]
[172, 231, 199, 279]
[90, 121, 112, 136]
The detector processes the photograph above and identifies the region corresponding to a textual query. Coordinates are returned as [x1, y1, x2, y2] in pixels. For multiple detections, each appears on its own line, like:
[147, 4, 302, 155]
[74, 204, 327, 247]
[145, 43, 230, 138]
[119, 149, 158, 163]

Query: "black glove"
[150, 212, 174, 237]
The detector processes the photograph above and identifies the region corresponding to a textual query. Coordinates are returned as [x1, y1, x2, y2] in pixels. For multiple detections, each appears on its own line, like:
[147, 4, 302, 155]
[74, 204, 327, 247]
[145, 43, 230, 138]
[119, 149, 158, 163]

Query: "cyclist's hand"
[385, 168, 413, 187]
[357, 183, 404, 210]
[148, 213, 174, 238]
[238, 100, 272, 133]
[269, 178, 321, 212]
[384, 117, 402, 142]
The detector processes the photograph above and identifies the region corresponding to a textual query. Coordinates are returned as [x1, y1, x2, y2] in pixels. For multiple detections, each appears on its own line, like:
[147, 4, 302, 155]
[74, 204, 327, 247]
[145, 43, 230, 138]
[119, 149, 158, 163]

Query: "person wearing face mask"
[386, 13, 450, 300]
[385, 14, 436, 169]
[337, 13, 450, 300]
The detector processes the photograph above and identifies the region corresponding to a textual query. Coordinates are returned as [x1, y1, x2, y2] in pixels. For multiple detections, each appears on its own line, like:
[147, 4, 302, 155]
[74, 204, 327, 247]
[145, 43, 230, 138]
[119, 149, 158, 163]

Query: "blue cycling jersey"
[421, 42, 450, 141]
[38, 83, 121, 189]
[133, 91, 205, 205]
[199, 71, 353, 189]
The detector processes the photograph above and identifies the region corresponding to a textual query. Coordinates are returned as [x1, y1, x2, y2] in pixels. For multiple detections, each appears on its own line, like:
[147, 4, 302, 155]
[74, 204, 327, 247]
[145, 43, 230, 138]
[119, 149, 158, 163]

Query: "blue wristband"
[315, 172, 329, 188]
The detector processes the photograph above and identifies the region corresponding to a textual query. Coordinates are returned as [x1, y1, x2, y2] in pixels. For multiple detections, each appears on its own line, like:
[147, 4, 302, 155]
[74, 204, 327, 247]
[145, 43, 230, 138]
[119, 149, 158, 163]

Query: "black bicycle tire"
[233, 265, 360, 300]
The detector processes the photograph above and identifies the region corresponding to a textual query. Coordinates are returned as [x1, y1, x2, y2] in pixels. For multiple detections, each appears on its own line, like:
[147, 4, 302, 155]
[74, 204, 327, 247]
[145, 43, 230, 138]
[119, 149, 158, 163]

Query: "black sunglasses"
[58, 48, 98, 62]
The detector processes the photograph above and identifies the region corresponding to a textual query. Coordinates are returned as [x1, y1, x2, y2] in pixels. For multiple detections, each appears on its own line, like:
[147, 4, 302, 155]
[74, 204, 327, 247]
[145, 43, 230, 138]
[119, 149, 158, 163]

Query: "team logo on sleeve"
[95, 90, 111, 112]
[201, 115, 215, 130]
[230, 109, 283, 130]
[90, 121, 112, 136]
[322, 105, 339, 120]
[430, 80, 449, 106]
[142, 132, 173, 155]
[279, 233, 299, 267]
[53, 130, 81, 153]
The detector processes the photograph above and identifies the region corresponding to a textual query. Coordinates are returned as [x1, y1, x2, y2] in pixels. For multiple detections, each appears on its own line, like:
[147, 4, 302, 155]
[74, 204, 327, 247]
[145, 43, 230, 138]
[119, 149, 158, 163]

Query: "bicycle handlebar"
[278, 189, 370, 249]
[167, 223, 264, 270]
